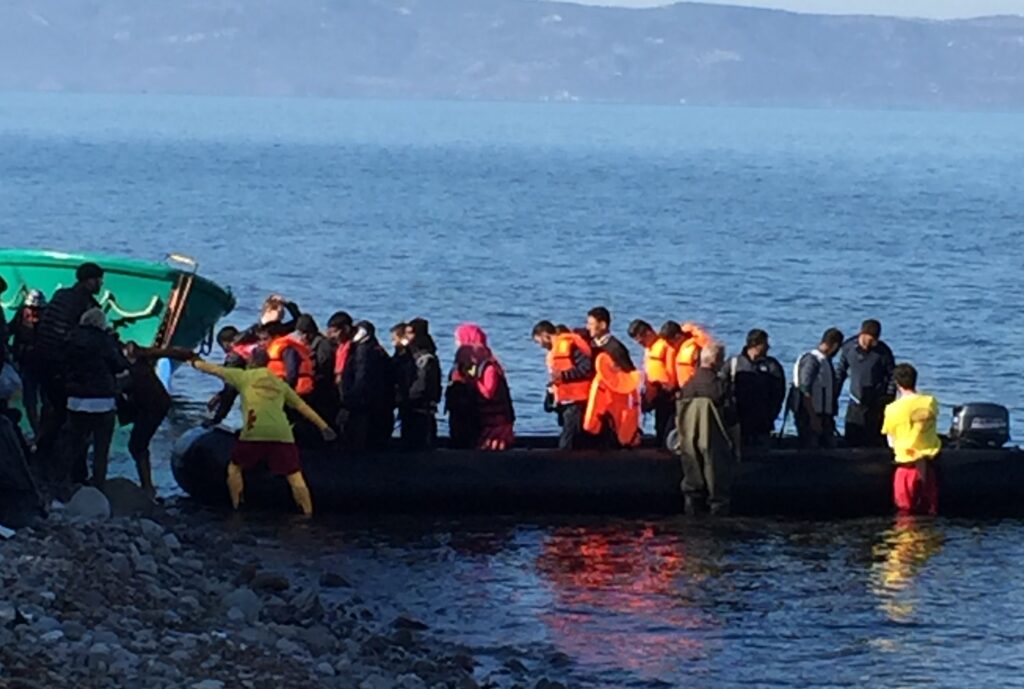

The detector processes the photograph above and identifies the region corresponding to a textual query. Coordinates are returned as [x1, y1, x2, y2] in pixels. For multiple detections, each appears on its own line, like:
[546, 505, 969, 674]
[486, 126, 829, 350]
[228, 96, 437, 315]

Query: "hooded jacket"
[63, 325, 129, 400]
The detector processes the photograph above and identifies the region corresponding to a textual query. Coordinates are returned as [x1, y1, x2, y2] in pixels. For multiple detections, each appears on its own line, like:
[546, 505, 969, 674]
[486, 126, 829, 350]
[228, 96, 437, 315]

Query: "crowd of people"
[0, 263, 942, 518]
[0, 264, 176, 498]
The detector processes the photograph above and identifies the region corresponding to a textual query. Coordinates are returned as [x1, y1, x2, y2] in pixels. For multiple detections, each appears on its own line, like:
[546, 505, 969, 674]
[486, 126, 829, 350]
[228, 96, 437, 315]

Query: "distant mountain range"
[2, 0, 1023, 108]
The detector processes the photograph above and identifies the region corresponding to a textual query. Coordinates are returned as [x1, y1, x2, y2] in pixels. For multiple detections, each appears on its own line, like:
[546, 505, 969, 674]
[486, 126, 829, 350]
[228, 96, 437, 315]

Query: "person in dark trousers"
[835, 319, 896, 448]
[789, 328, 844, 449]
[676, 342, 739, 515]
[585, 307, 638, 448]
[397, 330, 442, 450]
[339, 321, 395, 450]
[9, 290, 47, 438]
[33, 262, 104, 466]
[724, 329, 786, 448]
[122, 343, 181, 497]
[206, 326, 248, 427]
[306, 316, 340, 427]
[62, 308, 129, 488]
[533, 320, 595, 450]
[628, 319, 677, 447]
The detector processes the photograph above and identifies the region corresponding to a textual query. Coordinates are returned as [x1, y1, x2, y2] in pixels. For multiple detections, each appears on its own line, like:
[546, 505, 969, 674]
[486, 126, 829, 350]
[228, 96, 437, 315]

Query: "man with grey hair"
[61, 307, 129, 488]
[675, 339, 739, 515]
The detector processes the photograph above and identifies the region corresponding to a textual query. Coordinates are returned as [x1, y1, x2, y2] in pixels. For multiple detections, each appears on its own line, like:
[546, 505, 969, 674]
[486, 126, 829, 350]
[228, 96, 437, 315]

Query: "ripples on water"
[3, 95, 1023, 684]
[225, 513, 1024, 688]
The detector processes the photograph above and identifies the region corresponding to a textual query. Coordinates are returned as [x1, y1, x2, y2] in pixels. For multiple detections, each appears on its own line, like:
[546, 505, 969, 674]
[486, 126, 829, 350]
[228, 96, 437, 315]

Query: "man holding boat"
[191, 348, 336, 516]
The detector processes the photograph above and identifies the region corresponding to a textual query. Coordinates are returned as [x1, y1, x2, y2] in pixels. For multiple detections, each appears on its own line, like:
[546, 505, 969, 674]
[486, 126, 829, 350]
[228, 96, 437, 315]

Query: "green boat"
[0, 249, 235, 381]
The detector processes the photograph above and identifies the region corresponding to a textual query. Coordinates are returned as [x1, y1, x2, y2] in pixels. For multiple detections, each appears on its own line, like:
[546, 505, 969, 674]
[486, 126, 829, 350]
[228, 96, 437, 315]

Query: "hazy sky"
[570, 0, 1024, 19]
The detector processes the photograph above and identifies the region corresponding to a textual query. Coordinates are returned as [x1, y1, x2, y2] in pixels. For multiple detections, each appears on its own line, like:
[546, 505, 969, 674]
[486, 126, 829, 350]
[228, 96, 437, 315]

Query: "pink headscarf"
[453, 323, 496, 372]
[455, 323, 488, 349]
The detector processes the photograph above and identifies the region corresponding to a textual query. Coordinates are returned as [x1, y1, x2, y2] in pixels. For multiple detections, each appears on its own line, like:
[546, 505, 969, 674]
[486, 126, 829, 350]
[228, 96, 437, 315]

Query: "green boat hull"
[0, 249, 235, 353]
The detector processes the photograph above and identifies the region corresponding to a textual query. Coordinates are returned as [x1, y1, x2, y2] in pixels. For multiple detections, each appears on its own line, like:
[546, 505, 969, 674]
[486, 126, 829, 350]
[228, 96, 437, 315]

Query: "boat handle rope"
[0, 285, 28, 310]
[100, 292, 164, 321]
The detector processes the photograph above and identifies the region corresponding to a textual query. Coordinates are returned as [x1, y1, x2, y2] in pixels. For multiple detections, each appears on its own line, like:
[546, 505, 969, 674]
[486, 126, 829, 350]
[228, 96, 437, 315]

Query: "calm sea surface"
[2, 94, 1023, 686]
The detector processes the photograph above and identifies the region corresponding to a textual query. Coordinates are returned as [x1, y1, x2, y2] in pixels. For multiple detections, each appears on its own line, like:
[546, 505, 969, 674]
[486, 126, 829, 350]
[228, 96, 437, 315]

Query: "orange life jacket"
[266, 334, 314, 396]
[547, 332, 594, 405]
[583, 352, 642, 447]
[645, 337, 677, 389]
[675, 324, 712, 388]
[231, 341, 258, 361]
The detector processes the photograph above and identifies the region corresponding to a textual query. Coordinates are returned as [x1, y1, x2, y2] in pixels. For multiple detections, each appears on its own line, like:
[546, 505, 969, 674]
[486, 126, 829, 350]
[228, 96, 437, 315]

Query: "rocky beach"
[0, 488, 566, 689]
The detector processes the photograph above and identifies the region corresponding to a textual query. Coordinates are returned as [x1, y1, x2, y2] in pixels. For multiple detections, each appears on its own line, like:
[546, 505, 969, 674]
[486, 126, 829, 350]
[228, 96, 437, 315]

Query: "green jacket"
[675, 397, 741, 463]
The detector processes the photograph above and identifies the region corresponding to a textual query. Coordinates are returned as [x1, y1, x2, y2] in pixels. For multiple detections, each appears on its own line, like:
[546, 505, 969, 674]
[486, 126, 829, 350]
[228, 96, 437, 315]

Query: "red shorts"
[893, 463, 939, 516]
[230, 440, 301, 476]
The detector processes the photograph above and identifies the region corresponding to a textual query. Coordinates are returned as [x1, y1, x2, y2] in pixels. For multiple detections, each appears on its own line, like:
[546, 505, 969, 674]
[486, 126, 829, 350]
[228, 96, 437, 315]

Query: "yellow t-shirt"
[193, 361, 327, 443]
[882, 393, 941, 464]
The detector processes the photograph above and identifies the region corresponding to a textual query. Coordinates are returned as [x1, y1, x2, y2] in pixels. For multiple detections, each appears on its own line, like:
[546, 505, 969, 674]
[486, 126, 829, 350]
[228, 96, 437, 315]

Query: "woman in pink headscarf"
[445, 323, 515, 451]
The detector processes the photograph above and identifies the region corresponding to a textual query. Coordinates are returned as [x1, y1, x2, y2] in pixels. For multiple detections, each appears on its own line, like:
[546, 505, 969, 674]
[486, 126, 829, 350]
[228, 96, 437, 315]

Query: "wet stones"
[250, 570, 291, 592]
[0, 503, 562, 689]
[65, 487, 111, 521]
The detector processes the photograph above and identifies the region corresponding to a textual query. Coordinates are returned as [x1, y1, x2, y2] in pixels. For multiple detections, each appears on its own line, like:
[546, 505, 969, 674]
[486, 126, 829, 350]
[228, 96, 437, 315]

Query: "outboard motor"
[949, 403, 1010, 449]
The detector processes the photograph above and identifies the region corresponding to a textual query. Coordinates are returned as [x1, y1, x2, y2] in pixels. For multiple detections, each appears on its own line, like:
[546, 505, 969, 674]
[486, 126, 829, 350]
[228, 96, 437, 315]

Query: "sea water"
[2, 94, 1023, 686]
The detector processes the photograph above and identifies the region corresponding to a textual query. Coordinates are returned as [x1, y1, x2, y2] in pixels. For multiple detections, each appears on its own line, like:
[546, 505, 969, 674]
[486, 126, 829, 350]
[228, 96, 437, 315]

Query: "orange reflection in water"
[870, 515, 945, 623]
[536, 525, 716, 676]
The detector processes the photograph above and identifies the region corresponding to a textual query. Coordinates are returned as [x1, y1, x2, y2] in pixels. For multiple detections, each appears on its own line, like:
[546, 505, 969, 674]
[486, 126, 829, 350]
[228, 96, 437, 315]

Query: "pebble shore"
[0, 497, 570, 689]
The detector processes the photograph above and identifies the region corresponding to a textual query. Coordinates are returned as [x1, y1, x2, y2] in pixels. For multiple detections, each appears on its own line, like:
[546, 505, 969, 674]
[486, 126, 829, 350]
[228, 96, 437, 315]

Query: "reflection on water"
[870, 516, 945, 623]
[225, 515, 1024, 688]
[537, 525, 710, 675]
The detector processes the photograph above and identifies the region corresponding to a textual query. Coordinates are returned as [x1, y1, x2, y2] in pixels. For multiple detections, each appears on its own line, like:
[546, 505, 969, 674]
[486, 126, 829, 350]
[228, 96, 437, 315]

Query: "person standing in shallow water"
[882, 363, 941, 516]
[446, 324, 515, 451]
[191, 348, 336, 515]
[676, 341, 739, 516]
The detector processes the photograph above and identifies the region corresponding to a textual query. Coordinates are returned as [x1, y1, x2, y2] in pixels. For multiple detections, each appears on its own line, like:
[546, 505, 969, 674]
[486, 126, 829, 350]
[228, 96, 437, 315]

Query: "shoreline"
[0, 498, 566, 689]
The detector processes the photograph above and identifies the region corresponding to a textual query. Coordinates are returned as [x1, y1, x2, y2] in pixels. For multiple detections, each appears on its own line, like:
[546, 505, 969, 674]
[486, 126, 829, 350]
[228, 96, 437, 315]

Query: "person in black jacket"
[205, 326, 249, 427]
[33, 262, 104, 464]
[835, 319, 896, 448]
[9, 290, 47, 438]
[122, 343, 184, 497]
[62, 308, 129, 487]
[304, 316, 339, 428]
[397, 331, 442, 451]
[339, 321, 395, 451]
[723, 329, 786, 448]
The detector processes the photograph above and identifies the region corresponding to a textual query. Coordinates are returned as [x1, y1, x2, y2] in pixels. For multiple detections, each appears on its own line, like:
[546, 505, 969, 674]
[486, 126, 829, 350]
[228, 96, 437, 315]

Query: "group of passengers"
[1, 265, 942, 518]
[0, 264, 173, 497]
[205, 297, 516, 456]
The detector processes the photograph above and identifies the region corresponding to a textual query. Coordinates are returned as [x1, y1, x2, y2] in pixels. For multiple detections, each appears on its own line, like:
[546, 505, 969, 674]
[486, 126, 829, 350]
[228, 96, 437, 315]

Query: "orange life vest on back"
[547, 332, 594, 405]
[266, 334, 314, 396]
[583, 351, 642, 447]
[645, 337, 677, 389]
[675, 324, 712, 388]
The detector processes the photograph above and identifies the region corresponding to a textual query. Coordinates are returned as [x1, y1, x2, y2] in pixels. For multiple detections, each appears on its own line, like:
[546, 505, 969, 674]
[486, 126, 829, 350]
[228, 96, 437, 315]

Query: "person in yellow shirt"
[882, 364, 941, 516]
[192, 349, 336, 516]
